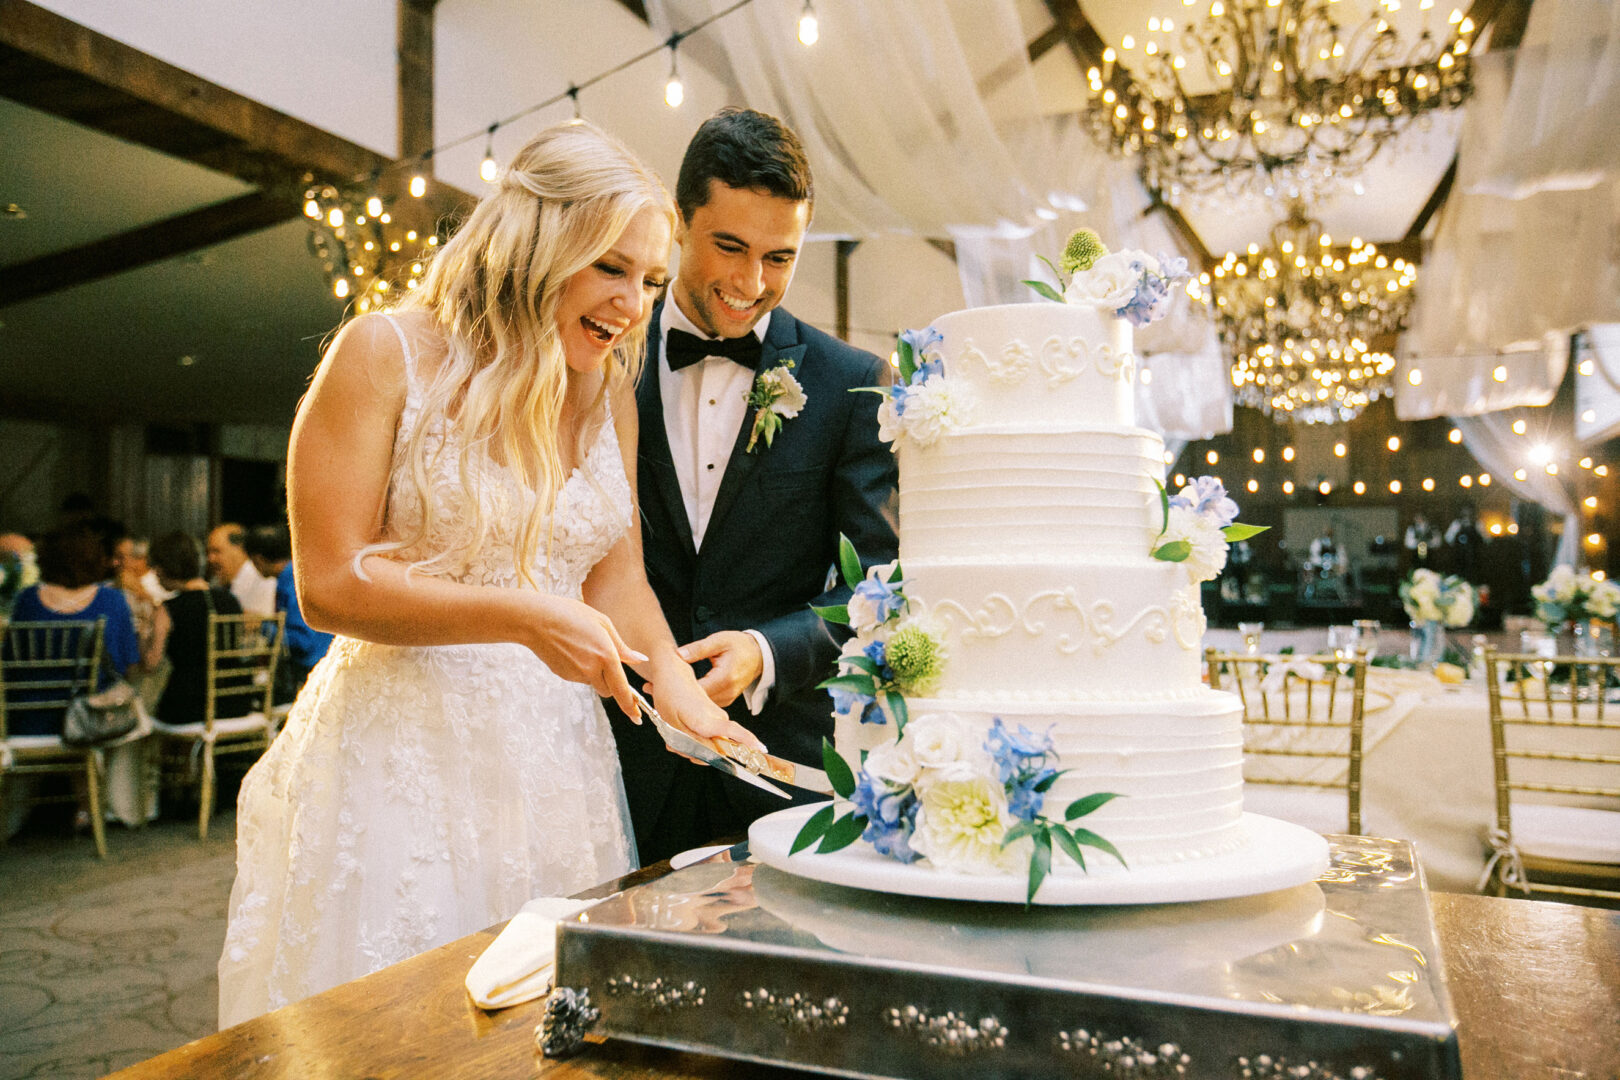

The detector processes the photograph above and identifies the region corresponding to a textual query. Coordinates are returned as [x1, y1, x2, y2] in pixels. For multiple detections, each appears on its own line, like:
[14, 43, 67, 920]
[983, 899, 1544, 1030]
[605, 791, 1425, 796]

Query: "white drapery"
[652, 0, 1232, 440]
[1576, 325, 1620, 445]
[1450, 411, 1580, 567]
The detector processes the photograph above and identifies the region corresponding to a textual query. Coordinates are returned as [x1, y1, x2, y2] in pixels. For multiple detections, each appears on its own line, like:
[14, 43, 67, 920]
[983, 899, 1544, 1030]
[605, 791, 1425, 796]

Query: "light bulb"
[326, 207, 344, 228]
[480, 154, 499, 184]
[366, 196, 383, 217]
[665, 74, 684, 107]
[798, 3, 819, 45]
[409, 174, 427, 198]
[334, 278, 350, 299]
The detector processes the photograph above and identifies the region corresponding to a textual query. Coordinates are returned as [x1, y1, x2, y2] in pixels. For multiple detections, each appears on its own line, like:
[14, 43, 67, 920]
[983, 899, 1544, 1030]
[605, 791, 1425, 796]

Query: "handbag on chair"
[62, 679, 140, 746]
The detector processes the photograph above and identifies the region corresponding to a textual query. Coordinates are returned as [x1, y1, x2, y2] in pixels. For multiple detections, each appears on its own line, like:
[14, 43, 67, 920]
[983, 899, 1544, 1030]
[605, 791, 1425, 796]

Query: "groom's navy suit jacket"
[609, 302, 898, 862]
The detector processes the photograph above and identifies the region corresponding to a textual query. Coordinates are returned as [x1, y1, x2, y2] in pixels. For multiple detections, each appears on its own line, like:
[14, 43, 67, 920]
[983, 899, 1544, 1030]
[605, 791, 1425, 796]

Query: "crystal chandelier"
[302, 182, 444, 312]
[1083, 1, 1478, 200]
[1206, 204, 1415, 423]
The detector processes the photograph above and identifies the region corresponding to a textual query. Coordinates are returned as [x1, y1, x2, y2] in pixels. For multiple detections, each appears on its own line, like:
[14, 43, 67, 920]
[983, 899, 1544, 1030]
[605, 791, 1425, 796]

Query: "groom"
[610, 108, 898, 865]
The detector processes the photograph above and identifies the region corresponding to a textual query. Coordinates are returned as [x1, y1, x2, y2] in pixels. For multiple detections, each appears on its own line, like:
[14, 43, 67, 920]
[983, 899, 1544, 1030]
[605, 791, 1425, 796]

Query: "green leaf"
[888, 562, 904, 583]
[1051, 824, 1087, 872]
[1033, 768, 1069, 793]
[850, 385, 889, 396]
[818, 672, 877, 696]
[882, 689, 908, 735]
[1022, 279, 1065, 303]
[1152, 540, 1191, 562]
[839, 655, 882, 678]
[1065, 792, 1123, 820]
[811, 603, 850, 624]
[838, 533, 863, 590]
[896, 336, 917, 384]
[818, 811, 868, 853]
[1027, 827, 1053, 904]
[821, 737, 857, 799]
[790, 803, 836, 854]
[1000, 818, 1042, 849]
[1154, 476, 1170, 536]
[1072, 827, 1128, 868]
[1036, 253, 1065, 281]
[1222, 523, 1270, 542]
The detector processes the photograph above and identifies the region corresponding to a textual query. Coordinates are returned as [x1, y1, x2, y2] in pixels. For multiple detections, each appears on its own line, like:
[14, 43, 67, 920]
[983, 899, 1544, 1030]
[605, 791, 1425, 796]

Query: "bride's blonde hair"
[371, 121, 671, 586]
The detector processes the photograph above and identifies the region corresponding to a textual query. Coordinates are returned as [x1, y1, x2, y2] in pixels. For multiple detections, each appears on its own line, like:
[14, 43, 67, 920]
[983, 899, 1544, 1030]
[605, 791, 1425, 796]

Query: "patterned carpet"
[0, 808, 239, 1080]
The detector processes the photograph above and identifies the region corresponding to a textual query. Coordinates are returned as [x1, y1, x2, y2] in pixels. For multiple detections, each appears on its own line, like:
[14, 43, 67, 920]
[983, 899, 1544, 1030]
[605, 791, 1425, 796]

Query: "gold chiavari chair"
[155, 611, 284, 839]
[1206, 649, 1367, 835]
[0, 618, 109, 857]
[1481, 648, 1620, 902]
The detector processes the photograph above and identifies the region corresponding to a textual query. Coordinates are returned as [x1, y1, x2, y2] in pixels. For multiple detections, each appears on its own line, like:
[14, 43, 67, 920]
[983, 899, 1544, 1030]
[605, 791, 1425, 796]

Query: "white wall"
[32, 0, 398, 155]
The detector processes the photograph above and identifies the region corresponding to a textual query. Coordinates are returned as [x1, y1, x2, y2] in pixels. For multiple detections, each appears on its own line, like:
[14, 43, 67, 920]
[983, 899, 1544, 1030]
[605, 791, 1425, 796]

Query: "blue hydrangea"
[985, 719, 1058, 821]
[900, 326, 944, 360]
[1118, 268, 1169, 328]
[830, 684, 878, 723]
[1169, 475, 1240, 528]
[853, 573, 906, 625]
[862, 639, 895, 682]
[1007, 766, 1059, 822]
[852, 771, 920, 862]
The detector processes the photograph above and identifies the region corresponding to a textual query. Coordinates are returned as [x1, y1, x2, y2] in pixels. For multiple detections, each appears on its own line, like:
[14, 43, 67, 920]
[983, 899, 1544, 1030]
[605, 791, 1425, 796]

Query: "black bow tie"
[665, 327, 763, 372]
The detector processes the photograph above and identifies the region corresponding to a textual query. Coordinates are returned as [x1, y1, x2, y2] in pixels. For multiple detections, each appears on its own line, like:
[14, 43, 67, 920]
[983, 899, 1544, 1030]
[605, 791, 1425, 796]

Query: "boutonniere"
[745, 361, 807, 453]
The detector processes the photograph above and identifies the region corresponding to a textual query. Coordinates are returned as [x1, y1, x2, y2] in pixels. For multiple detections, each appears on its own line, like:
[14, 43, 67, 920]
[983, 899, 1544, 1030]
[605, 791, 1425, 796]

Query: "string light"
[1387, 436, 1400, 451]
[1247, 478, 1259, 492]
[568, 85, 582, 123]
[1479, 473, 1490, 486]
[1252, 448, 1265, 463]
[1389, 480, 1402, 493]
[1598, 465, 1611, 477]
[664, 38, 685, 108]
[1353, 481, 1366, 494]
[1206, 450, 1219, 464]
[1282, 446, 1295, 462]
[1585, 496, 1599, 510]
[798, 1, 819, 45]
[1174, 473, 1187, 487]
[409, 173, 427, 198]
[1333, 442, 1346, 457]
[1283, 480, 1295, 494]
[1450, 427, 1464, 443]
[1318, 480, 1332, 495]
[1422, 477, 1435, 491]
[479, 125, 499, 184]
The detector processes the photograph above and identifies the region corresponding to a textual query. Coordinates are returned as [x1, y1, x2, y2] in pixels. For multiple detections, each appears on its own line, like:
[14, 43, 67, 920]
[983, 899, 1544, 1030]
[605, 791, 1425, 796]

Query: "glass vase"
[1573, 619, 1615, 658]
[1409, 620, 1446, 669]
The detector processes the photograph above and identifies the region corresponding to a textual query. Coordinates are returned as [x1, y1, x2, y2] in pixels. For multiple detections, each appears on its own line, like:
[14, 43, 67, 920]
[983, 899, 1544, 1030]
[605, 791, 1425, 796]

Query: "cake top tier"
[928, 303, 1137, 430]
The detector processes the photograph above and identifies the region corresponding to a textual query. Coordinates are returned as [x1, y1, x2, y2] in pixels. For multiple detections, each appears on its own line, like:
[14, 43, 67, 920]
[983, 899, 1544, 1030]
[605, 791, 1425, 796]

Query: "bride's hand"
[526, 595, 646, 717]
[650, 664, 767, 754]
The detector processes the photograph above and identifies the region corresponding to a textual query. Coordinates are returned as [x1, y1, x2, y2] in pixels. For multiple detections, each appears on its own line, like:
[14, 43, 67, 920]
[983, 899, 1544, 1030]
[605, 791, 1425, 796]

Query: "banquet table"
[104, 861, 1619, 1080]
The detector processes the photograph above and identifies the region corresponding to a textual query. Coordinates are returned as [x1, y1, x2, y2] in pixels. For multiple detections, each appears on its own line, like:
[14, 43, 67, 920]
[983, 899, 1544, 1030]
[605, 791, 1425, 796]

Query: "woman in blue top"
[5, 523, 140, 736]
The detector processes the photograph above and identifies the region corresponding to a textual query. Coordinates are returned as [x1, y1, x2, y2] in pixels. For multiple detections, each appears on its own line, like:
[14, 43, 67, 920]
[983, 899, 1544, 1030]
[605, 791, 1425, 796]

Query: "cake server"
[710, 738, 835, 797]
[627, 687, 792, 800]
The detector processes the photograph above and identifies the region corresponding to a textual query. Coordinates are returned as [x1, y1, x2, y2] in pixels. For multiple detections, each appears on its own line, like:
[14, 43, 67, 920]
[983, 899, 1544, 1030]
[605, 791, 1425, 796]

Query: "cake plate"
[750, 803, 1329, 905]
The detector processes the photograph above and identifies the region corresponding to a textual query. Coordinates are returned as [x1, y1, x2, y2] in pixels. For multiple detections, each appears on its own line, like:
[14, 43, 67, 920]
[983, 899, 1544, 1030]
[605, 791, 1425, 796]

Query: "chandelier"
[302, 181, 446, 312]
[1207, 204, 1415, 423]
[1083, 1, 1478, 200]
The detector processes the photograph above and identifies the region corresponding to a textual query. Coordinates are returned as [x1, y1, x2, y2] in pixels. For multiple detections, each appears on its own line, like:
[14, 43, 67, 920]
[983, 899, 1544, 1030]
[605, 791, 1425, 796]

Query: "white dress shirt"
[229, 560, 276, 616]
[657, 299, 776, 714]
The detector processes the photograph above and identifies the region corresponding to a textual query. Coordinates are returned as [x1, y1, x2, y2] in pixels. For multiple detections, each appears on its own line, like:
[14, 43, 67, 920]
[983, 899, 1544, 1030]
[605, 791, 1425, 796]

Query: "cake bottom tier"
[834, 689, 1247, 868]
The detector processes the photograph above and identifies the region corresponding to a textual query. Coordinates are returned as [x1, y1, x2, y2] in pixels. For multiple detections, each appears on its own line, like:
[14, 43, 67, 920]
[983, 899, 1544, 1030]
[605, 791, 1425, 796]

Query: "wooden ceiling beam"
[0, 191, 299, 307]
[398, 0, 436, 160]
[612, 0, 650, 25]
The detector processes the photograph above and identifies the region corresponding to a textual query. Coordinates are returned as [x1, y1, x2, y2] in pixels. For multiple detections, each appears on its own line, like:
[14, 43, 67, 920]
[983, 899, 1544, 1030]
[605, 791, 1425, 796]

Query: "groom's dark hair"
[676, 107, 813, 222]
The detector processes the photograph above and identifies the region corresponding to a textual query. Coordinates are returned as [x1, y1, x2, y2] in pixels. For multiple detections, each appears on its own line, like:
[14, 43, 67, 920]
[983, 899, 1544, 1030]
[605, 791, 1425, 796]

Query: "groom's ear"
[674, 210, 692, 251]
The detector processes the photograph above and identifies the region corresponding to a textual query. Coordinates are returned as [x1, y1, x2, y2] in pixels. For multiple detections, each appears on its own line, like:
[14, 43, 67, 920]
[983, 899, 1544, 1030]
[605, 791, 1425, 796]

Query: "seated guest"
[4, 523, 141, 736]
[146, 531, 253, 728]
[112, 534, 162, 658]
[243, 522, 332, 698]
[206, 523, 276, 616]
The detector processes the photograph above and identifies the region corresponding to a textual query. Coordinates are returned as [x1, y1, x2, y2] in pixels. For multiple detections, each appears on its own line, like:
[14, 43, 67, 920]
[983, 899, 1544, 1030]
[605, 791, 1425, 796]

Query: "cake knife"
[626, 687, 793, 799]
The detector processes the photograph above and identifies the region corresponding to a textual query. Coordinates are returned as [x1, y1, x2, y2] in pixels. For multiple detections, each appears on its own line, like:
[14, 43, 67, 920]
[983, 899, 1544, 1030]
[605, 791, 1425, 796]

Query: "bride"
[217, 122, 761, 1026]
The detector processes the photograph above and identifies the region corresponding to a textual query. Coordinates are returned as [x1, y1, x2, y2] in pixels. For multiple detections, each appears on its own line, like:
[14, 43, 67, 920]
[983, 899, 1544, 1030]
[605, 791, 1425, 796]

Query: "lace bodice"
[380, 319, 632, 594]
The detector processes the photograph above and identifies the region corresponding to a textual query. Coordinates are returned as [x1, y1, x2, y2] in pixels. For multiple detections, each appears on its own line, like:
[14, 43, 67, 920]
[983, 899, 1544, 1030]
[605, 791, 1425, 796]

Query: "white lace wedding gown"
[217, 324, 637, 1027]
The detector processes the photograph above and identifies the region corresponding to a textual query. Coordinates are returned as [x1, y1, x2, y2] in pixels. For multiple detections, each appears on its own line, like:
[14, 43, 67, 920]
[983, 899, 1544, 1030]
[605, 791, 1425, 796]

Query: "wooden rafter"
[398, 0, 436, 159]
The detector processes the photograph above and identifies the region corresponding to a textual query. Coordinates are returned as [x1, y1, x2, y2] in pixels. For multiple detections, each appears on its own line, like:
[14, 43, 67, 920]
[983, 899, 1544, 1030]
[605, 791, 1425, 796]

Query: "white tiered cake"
[834, 301, 1247, 868]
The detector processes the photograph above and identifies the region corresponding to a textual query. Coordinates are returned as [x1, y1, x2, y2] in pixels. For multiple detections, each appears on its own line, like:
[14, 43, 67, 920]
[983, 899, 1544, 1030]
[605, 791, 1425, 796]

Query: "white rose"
[1588, 580, 1619, 618]
[1064, 251, 1138, 311]
[863, 739, 920, 789]
[1549, 565, 1579, 604]
[767, 368, 807, 418]
[876, 394, 902, 445]
[900, 712, 976, 771]
[909, 774, 1017, 875]
[846, 590, 881, 635]
[1444, 589, 1474, 628]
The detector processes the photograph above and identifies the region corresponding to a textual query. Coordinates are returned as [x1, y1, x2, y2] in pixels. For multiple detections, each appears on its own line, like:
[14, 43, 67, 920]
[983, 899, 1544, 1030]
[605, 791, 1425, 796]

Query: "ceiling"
[0, 0, 1519, 426]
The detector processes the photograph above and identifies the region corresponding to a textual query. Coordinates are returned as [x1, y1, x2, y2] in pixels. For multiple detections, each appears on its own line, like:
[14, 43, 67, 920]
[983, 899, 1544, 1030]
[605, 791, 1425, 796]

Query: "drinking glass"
[1352, 619, 1381, 661]
[1238, 621, 1264, 654]
[1327, 624, 1357, 660]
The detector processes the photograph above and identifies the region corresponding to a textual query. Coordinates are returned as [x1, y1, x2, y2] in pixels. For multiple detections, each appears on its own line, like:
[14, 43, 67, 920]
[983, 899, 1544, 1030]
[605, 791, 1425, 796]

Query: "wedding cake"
[819, 235, 1255, 879]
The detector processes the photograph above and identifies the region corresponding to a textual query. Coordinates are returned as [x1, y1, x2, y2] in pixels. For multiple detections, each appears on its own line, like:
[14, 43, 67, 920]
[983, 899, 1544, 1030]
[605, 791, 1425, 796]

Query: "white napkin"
[465, 897, 594, 1010]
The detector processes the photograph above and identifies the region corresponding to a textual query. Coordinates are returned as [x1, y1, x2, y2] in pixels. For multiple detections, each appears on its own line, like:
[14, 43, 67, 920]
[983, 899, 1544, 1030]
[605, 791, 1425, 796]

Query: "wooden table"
[108, 876, 1619, 1080]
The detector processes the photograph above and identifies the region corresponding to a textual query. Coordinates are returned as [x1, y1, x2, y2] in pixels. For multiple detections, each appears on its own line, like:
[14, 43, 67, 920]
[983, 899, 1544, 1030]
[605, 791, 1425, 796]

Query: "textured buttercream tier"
[835, 691, 1247, 866]
[903, 559, 1206, 699]
[930, 303, 1135, 429]
[898, 426, 1165, 562]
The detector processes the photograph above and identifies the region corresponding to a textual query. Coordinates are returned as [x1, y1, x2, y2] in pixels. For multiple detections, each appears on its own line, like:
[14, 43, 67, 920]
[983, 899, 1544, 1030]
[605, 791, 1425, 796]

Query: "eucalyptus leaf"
[1001, 818, 1042, 849]
[840, 655, 883, 678]
[1154, 476, 1170, 535]
[1152, 540, 1192, 562]
[821, 737, 856, 799]
[1033, 768, 1068, 793]
[1222, 523, 1270, 542]
[790, 803, 835, 855]
[1065, 791, 1123, 820]
[810, 604, 850, 624]
[818, 811, 868, 853]
[1072, 827, 1128, 868]
[1051, 824, 1087, 871]
[896, 337, 917, 384]
[839, 533, 863, 589]
[882, 689, 909, 734]
[1022, 279, 1065, 304]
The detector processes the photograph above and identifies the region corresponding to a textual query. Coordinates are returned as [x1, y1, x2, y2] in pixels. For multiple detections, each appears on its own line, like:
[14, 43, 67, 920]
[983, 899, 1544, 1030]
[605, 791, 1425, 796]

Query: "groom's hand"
[680, 631, 763, 708]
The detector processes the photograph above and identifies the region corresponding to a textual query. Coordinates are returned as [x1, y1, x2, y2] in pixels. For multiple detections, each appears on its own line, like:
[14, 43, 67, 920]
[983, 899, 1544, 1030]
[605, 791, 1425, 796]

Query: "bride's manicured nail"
[625, 649, 649, 663]
[677, 646, 692, 660]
